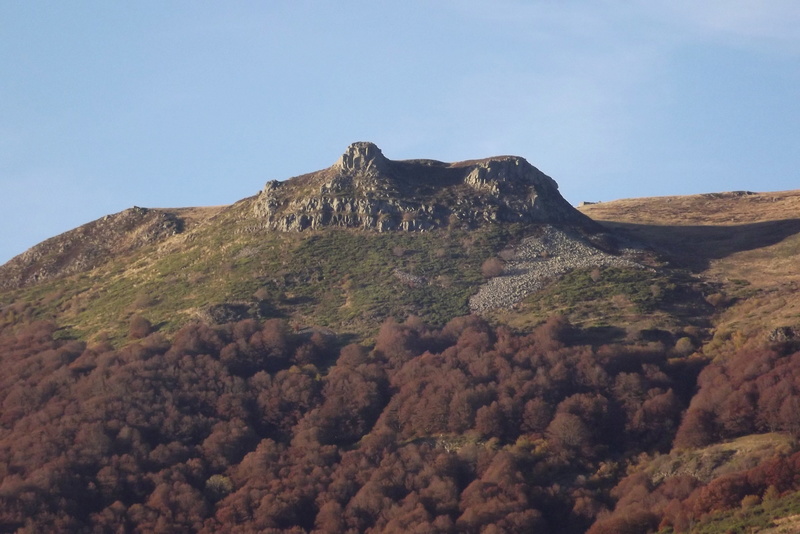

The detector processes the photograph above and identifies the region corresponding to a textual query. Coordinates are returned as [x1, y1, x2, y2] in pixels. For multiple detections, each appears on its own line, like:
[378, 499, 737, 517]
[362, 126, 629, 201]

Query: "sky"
[1, 1, 799, 264]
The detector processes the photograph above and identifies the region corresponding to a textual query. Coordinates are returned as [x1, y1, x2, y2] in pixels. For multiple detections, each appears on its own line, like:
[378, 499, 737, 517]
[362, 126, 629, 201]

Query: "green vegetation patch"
[513, 266, 705, 327]
[686, 490, 800, 534]
[1, 215, 534, 343]
[283, 225, 522, 330]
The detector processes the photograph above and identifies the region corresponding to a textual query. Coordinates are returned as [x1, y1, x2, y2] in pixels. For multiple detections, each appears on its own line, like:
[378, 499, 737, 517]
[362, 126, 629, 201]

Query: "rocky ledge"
[253, 142, 596, 232]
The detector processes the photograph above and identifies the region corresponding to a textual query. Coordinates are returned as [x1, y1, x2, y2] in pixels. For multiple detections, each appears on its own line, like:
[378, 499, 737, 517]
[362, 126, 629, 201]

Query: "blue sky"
[1, 1, 799, 264]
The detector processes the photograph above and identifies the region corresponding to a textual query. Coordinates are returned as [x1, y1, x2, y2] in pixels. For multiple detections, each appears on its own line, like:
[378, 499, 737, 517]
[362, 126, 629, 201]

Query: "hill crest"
[0, 207, 184, 290]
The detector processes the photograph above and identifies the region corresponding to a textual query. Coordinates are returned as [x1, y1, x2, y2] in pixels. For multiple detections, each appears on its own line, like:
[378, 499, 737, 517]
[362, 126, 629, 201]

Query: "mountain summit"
[254, 142, 594, 232]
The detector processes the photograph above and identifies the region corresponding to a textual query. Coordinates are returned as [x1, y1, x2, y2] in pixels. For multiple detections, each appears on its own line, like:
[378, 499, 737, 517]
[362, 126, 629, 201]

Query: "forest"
[1, 310, 800, 533]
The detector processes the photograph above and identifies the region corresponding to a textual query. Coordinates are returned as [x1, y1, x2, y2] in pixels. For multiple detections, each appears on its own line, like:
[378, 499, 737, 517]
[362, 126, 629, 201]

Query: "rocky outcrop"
[768, 326, 799, 343]
[335, 141, 392, 176]
[0, 207, 183, 290]
[253, 142, 597, 232]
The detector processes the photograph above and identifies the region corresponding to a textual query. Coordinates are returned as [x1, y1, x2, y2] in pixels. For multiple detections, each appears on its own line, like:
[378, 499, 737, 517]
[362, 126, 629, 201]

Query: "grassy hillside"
[579, 190, 800, 356]
[0, 198, 533, 344]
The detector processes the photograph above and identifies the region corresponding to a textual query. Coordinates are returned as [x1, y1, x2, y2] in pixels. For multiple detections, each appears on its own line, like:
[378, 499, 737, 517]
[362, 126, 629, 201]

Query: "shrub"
[128, 315, 153, 339]
[674, 336, 695, 356]
[481, 257, 504, 278]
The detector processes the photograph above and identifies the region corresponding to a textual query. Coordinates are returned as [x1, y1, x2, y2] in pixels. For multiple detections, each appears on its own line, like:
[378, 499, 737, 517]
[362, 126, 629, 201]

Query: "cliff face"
[253, 142, 594, 232]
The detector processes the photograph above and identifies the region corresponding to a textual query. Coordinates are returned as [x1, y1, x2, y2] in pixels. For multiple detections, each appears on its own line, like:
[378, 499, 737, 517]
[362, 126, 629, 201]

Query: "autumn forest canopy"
[1, 308, 799, 533]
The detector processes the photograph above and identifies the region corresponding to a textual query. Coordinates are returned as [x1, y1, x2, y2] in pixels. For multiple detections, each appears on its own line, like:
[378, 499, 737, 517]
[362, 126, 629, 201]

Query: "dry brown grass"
[579, 190, 800, 348]
[761, 514, 800, 533]
[579, 190, 800, 274]
[579, 190, 800, 226]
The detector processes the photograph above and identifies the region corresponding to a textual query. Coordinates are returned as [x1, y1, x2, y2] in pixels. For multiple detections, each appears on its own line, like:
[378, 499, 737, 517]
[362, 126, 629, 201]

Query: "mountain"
[2, 144, 800, 533]
[0, 142, 615, 342]
[1, 142, 596, 290]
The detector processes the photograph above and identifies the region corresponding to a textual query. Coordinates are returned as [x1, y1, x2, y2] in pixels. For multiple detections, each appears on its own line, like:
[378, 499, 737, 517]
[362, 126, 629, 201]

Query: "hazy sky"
[2, 1, 799, 264]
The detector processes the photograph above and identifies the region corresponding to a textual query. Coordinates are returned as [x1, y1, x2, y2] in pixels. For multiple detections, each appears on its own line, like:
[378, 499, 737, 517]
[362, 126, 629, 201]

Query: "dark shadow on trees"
[573, 325, 627, 347]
